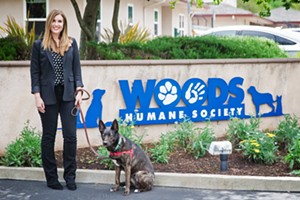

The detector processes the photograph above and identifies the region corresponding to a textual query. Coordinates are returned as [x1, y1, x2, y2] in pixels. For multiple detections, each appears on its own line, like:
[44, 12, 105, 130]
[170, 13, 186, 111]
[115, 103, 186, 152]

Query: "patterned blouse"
[51, 51, 64, 86]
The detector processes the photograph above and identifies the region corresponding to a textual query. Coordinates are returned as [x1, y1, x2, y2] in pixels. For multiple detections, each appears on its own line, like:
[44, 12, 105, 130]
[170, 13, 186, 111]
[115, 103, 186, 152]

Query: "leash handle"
[71, 88, 91, 116]
[75, 88, 91, 101]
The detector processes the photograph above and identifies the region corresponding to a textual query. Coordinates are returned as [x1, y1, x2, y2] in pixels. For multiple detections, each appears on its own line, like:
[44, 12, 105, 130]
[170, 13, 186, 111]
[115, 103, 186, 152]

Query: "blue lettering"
[207, 78, 228, 106]
[119, 79, 156, 110]
[228, 77, 244, 105]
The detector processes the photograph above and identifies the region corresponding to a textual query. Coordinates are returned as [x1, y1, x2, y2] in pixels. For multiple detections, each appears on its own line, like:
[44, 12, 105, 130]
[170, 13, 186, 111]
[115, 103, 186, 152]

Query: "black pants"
[39, 85, 77, 185]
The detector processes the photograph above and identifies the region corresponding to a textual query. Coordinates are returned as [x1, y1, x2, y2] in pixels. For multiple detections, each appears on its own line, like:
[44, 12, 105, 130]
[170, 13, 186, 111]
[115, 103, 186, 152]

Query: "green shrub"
[0, 36, 30, 60]
[95, 42, 126, 60]
[0, 15, 35, 47]
[226, 117, 261, 148]
[274, 114, 300, 150]
[0, 121, 42, 167]
[94, 35, 287, 60]
[101, 23, 150, 44]
[0, 15, 34, 60]
[239, 131, 278, 164]
[97, 146, 115, 170]
[149, 118, 215, 163]
[171, 118, 195, 148]
[143, 36, 287, 59]
[148, 134, 171, 164]
[188, 121, 215, 159]
[285, 139, 300, 170]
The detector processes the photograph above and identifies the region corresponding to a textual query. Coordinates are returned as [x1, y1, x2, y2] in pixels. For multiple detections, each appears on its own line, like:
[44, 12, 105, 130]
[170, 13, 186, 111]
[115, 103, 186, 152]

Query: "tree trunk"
[112, 0, 121, 43]
[70, 0, 99, 59]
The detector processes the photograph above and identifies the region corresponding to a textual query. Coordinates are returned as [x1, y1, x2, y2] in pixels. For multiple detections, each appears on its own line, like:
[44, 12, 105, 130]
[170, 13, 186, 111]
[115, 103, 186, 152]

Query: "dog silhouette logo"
[247, 86, 282, 117]
[77, 89, 106, 128]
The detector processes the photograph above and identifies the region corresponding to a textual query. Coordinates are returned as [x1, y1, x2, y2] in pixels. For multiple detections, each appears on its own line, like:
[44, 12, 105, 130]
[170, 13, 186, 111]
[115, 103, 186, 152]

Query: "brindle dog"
[98, 119, 155, 196]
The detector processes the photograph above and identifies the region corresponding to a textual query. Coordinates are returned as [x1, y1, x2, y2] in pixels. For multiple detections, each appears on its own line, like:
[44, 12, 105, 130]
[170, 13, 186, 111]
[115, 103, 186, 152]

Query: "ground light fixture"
[208, 141, 232, 171]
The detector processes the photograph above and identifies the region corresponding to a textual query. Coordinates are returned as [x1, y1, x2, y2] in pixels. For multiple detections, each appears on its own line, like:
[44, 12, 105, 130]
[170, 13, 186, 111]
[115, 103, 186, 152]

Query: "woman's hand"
[75, 88, 83, 106]
[34, 93, 45, 113]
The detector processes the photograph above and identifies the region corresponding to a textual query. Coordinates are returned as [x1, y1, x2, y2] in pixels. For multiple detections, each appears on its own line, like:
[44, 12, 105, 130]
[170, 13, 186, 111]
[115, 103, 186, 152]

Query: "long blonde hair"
[42, 9, 72, 55]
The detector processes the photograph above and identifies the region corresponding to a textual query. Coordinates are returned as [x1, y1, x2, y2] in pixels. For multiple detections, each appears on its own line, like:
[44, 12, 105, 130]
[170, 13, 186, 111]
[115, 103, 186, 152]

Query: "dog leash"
[72, 88, 107, 159]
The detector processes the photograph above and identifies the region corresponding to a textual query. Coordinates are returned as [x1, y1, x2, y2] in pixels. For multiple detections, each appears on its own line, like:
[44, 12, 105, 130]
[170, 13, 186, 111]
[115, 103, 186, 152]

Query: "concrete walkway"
[1, 166, 300, 192]
[2, 179, 300, 200]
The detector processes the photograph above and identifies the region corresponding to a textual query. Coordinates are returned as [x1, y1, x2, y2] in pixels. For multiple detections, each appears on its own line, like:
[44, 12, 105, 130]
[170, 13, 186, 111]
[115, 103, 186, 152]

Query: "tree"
[112, 0, 121, 43]
[70, 0, 100, 59]
[241, 0, 300, 16]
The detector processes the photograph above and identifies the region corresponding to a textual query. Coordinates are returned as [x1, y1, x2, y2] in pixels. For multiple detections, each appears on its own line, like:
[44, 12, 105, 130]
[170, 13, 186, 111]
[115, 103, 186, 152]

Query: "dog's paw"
[110, 186, 119, 192]
[123, 190, 130, 196]
[157, 81, 178, 105]
[134, 189, 140, 193]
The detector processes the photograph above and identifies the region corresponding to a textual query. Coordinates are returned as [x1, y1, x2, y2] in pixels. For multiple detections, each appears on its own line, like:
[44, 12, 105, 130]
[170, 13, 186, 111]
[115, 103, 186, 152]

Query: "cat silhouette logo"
[247, 86, 282, 117]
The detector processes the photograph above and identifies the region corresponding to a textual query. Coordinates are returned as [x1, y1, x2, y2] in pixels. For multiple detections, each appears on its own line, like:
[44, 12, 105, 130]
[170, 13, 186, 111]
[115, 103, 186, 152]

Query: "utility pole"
[187, 0, 191, 36]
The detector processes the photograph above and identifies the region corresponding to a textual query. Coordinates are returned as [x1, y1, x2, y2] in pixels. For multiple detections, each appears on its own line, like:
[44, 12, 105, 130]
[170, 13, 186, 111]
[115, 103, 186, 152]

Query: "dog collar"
[109, 148, 134, 159]
[114, 137, 123, 151]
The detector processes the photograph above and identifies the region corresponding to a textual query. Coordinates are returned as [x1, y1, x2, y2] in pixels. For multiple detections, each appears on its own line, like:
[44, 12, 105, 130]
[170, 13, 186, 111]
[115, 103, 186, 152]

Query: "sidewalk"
[2, 179, 300, 200]
[1, 166, 300, 192]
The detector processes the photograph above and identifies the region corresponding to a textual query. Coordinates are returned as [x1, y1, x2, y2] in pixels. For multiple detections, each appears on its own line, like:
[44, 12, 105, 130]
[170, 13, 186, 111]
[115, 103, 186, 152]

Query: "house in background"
[0, 0, 299, 45]
[265, 7, 300, 28]
[0, 0, 198, 43]
[192, 2, 273, 32]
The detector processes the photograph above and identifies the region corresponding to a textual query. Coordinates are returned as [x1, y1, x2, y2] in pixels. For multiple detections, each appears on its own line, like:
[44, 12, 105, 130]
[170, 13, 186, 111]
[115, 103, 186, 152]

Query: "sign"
[76, 77, 283, 128]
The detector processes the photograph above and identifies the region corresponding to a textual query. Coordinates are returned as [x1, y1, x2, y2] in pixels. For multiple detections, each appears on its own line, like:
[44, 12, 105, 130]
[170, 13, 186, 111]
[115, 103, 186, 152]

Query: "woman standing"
[30, 9, 83, 191]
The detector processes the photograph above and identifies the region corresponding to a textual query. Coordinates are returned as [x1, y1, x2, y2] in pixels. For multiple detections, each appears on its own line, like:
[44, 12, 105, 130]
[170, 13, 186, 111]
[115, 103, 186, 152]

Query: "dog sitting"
[98, 119, 155, 195]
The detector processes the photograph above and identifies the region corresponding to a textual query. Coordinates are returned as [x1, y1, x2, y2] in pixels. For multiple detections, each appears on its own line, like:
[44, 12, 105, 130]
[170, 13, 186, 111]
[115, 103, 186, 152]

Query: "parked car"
[282, 28, 300, 33]
[197, 25, 300, 57]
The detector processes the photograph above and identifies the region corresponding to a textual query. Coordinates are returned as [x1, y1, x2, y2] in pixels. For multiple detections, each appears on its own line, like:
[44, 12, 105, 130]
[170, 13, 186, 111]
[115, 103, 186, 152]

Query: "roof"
[266, 7, 300, 22]
[194, 3, 253, 16]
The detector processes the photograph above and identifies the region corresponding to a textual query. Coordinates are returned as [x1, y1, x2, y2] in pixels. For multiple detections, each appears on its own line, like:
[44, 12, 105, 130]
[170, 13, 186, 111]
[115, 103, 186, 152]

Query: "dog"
[98, 119, 155, 196]
[247, 86, 275, 115]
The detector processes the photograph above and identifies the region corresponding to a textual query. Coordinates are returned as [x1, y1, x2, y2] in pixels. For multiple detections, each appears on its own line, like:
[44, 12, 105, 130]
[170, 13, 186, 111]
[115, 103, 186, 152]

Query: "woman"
[30, 9, 83, 191]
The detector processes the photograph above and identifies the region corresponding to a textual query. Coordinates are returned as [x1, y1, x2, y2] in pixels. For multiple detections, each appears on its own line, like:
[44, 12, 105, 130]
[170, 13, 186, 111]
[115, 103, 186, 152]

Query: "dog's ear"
[98, 120, 106, 133]
[111, 119, 119, 132]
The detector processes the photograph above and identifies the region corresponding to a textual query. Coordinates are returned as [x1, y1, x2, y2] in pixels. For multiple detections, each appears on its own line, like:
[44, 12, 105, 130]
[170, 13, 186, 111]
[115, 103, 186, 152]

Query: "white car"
[282, 28, 300, 33]
[197, 25, 300, 57]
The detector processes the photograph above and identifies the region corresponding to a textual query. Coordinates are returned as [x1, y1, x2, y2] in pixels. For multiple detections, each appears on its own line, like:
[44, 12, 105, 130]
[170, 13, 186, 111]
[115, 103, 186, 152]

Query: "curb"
[1, 166, 300, 192]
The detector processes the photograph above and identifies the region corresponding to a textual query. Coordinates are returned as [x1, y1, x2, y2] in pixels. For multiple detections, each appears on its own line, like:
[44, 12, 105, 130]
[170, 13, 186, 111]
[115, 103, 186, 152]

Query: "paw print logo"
[154, 79, 181, 108]
[182, 78, 207, 106]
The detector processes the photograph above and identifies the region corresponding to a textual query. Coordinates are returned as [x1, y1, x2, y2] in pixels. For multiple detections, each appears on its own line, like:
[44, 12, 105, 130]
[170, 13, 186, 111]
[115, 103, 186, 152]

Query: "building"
[0, 0, 199, 43]
[265, 7, 300, 28]
[0, 1, 299, 44]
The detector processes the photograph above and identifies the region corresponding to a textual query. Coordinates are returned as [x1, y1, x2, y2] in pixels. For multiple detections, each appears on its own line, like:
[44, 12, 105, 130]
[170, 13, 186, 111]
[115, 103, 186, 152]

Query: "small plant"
[97, 146, 115, 170]
[101, 23, 150, 44]
[226, 117, 261, 148]
[172, 118, 195, 148]
[148, 134, 172, 164]
[285, 139, 300, 170]
[149, 118, 215, 163]
[239, 131, 278, 164]
[0, 36, 30, 60]
[119, 23, 150, 44]
[117, 118, 145, 147]
[0, 121, 42, 167]
[274, 114, 300, 150]
[0, 15, 35, 47]
[188, 121, 215, 159]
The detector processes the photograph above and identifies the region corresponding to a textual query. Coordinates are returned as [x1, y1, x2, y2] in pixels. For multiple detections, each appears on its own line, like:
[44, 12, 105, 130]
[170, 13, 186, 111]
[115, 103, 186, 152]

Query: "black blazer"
[30, 38, 84, 105]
